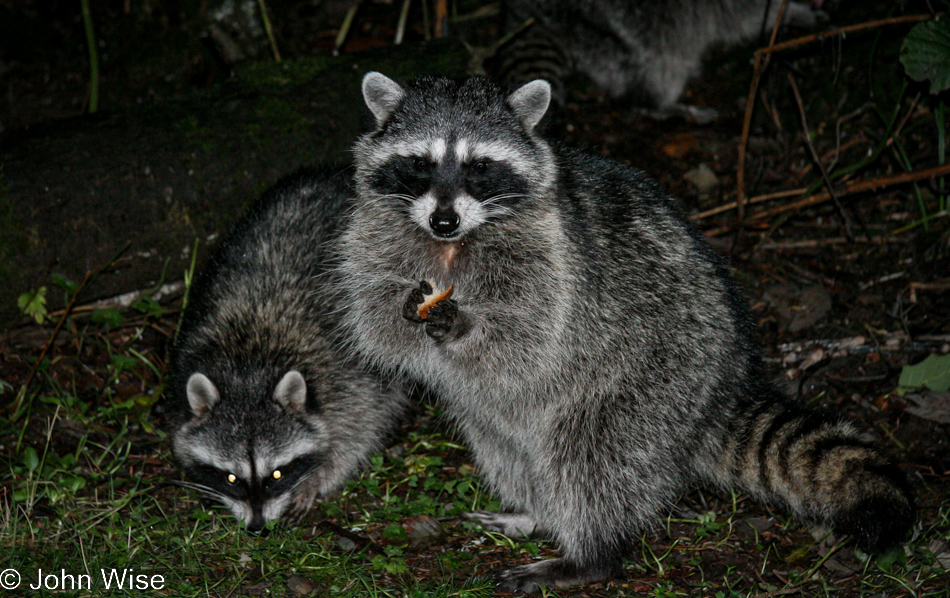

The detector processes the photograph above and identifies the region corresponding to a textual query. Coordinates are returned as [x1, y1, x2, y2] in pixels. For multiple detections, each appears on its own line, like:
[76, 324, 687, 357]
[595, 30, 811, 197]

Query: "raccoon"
[336, 73, 915, 592]
[166, 168, 406, 533]
[491, 0, 828, 120]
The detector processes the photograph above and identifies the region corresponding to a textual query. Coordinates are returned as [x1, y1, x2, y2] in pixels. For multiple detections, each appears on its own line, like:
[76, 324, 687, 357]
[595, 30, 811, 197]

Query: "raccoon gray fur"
[167, 168, 406, 533]
[336, 73, 915, 592]
[492, 0, 828, 120]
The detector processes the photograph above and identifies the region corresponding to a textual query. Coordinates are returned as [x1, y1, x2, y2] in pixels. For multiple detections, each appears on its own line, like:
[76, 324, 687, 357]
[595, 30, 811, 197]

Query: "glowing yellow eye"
[227, 474, 236, 484]
[272, 470, 282, 480]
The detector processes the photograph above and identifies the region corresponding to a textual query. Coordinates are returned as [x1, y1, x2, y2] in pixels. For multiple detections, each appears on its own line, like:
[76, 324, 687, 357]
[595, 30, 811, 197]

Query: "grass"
[1, 301, 949, 598]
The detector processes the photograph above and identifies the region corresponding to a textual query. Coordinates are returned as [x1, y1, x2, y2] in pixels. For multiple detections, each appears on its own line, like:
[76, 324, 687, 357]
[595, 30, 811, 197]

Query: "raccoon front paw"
[464, 511, 541, 539]
[424, 299, 460, 341]
[402, 282, 429, 323]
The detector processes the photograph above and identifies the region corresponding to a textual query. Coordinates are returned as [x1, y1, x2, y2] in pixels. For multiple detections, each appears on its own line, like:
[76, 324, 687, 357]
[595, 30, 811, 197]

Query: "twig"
[9, 241, 132, 415]
[757, 235, 907, 250]
[20, 271, 92, 392]
[434, 0, 449, 38]
[691, 187, 808, 220]
[735, 12, 937, 221]
[747, 163, 950, 222]
[736, 0, 788, 220]
[786, 72, 858, 242]
[80, 0, 99, 113]
[760, 13, 937, 57]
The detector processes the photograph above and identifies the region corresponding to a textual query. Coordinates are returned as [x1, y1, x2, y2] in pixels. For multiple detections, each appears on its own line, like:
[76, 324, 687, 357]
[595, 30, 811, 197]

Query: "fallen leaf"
[661, 132, 699, 159]
[904, 391, 950, 424]
[899, 353, 950, 392]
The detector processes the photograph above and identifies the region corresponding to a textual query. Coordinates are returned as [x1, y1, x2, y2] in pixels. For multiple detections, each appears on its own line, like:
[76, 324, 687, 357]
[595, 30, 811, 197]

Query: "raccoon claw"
[424, 299, 459, 340]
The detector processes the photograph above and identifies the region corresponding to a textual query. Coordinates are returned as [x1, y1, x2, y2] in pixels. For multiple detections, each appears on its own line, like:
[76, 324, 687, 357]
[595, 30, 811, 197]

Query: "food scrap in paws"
[417, 281, 454, 320]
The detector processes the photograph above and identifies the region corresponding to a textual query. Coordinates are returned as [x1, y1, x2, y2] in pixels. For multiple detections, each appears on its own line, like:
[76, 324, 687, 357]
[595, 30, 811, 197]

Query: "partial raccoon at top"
[491, 0, 829, 121]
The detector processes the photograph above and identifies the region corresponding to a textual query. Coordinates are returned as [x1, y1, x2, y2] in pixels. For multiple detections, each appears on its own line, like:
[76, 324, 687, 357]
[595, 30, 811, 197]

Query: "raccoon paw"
[402, 282, 429, 323]
[496, 558, 620, 594]
[424, 299, 461, 341]
[464, 511, 541, 539]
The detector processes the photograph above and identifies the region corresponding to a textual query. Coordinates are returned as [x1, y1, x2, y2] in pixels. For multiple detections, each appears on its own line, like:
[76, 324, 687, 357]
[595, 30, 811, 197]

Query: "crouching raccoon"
[165, 168, 406, 532]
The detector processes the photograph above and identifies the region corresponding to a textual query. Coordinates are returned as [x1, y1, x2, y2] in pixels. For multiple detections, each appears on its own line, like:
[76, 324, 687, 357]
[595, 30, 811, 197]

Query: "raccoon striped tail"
[485, 24, 570, 108]
[720, 397, 915, 553]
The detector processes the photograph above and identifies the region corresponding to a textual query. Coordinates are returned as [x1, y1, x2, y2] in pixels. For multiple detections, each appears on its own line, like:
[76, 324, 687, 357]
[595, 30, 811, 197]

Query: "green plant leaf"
[899, 353, 950, 392]
[91, 307, 123, 327]
[17, 287, 48, 324]
[50, 273, 80, 295]
[901, 20, 950, 94]
[22, 447, 39, 473]
[111, 354, 139, 372]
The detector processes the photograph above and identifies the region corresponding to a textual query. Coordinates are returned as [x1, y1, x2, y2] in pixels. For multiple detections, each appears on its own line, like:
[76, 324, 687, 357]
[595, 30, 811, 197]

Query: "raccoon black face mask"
[337, 73, 914, 592]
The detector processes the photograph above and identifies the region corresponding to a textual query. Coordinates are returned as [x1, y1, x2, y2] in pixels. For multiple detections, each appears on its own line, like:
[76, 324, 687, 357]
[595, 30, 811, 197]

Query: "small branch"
[691, 187, 808, 220]
[747, 163, 950, 221]
[760, 13, 937, 57]
[736, 0, 788, 219]
[757, 235, 908, 250]
[735, 12, 937, 222]
[786, 72, 858, 241]
[21, 271, 93, 392]
[434, 0, 449, 38]
[80, 0, 99, 113]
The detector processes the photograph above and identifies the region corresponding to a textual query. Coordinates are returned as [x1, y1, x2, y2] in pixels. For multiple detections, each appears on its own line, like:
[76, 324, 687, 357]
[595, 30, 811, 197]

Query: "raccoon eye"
[272, 470, 282, 480]
[227, 473, 237, 484]
[472, 160, 488, 174]
[413, 158, 430, 172]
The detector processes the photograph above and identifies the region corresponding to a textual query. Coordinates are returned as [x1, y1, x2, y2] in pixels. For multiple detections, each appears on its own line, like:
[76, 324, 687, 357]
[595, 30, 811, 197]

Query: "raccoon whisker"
[370, 193, 417, 207]
[171, 480, 229, 503]
[284, 465, 323, 495]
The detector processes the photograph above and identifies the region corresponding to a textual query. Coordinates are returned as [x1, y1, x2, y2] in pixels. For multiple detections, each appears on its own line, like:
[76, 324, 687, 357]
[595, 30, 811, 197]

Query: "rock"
[683, 163, 719, 199]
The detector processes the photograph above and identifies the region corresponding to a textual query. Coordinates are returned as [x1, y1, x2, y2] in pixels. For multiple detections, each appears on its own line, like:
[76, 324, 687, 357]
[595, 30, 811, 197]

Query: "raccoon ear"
[274, 370, 308, 413]
[362, 72, 405, 126]
[186, 372, 220, 417]
[507, 79, 551, 132]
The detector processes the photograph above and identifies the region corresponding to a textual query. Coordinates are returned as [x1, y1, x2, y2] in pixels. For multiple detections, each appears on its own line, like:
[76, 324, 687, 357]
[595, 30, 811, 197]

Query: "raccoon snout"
[245, 511, 269, 536]
[429, 209, 460, 237]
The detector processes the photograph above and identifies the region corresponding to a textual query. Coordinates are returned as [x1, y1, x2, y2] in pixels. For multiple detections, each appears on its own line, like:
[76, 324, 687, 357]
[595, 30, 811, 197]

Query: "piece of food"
[417, 281, 454, 320]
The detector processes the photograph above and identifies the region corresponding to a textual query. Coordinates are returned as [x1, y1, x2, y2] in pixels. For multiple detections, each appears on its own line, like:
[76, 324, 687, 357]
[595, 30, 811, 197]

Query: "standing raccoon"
[166, 169, 406, 533]
[337, 73, 914, 592]
[492, 0, 828, 119]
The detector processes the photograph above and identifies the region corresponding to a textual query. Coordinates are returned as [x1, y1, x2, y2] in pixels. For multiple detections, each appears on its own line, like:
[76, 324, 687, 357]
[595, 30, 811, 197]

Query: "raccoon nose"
[245, 513, 269, 536]
[429, 210, 460, 236]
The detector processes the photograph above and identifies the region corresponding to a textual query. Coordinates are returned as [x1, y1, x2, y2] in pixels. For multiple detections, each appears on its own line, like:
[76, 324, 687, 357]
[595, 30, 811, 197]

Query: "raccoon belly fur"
[337, 73, 915, 592]
[166, 168, 406, 533]
[492, 0, 828, 115]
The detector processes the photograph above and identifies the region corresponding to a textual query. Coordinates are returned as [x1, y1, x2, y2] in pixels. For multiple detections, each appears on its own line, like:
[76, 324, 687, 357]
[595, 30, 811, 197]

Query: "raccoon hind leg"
[496, 555, 623, 594]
